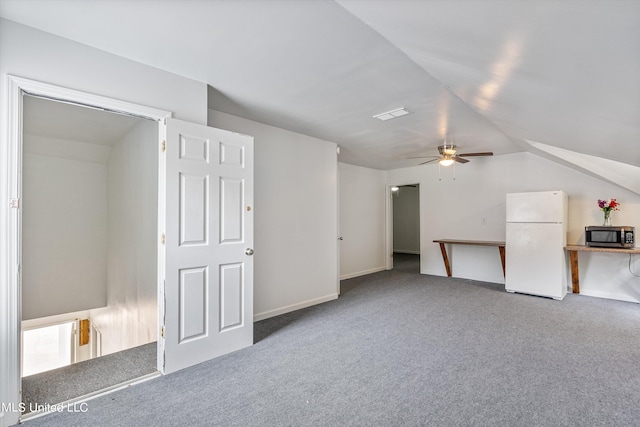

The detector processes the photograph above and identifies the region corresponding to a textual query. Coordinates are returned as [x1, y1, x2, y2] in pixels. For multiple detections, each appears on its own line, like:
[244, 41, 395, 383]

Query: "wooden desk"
[565, 245, 640, 294]
[433, 239, 506, 278]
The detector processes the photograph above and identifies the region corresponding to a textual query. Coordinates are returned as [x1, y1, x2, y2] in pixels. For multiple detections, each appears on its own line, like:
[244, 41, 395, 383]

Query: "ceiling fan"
[408, 142, 493, 166]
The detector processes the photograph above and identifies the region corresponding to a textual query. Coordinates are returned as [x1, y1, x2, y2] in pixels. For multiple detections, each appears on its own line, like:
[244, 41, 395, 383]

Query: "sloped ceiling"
[1, 0, 638, 192]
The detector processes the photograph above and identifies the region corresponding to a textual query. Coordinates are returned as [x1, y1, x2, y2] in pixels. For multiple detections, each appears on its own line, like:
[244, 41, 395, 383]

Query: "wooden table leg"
[569, 250, 580, 293]
[498, 245, 506, 278]
[438, 242, 452, 277]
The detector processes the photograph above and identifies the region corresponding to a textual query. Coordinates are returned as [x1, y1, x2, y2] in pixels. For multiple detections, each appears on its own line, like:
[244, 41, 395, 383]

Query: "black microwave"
[585, 226, 635, 248]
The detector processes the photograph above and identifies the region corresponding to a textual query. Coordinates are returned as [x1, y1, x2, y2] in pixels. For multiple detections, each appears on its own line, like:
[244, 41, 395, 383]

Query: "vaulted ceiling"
[1, 0, 638, 192]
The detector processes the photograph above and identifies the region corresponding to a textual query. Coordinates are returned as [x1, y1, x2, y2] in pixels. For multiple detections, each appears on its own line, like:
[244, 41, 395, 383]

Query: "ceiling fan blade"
[406, 156, 439, 159]
[453, 156, 469, 163]
[456, 152, 493, 157]
[419, 159, 439, 165]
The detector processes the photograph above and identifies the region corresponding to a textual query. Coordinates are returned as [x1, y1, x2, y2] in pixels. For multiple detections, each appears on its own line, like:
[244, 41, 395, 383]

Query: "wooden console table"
[565, 245, 640, 294]
[433, 239, 506, 278]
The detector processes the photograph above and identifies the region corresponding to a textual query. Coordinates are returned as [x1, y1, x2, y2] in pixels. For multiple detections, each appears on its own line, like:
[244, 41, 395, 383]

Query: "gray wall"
[338, 163, 387, 279]
[208, 110, 339, 320]
[22, 136, 108, 319]
[90, 120, 158, 355]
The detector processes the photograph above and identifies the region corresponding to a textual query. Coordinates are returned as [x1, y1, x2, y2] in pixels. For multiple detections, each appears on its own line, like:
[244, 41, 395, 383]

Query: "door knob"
[245, 248, 254, 256]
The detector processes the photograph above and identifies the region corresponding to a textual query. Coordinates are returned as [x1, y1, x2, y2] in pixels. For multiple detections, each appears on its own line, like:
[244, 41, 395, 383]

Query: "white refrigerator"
[505, 191, 568, 300]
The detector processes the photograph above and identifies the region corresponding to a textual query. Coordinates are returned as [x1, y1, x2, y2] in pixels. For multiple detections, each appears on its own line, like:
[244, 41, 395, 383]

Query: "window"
[22, 322, 75, 377]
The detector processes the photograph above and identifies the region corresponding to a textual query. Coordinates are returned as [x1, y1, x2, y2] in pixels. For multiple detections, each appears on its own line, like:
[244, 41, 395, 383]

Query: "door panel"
[179, 266, 208, 343]
[220, 262, 243, 331]
[220, 177, 244, 243]
[179, 134, 209, 162]
[220, 140, 244, 167]
[179, 174, 208, 245]
[164, 118, 253, 374]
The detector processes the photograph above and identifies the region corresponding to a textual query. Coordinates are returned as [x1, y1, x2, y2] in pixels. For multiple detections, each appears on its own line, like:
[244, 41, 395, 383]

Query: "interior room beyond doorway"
[392, 184, 421, 270]
[20, 94, 159, 414]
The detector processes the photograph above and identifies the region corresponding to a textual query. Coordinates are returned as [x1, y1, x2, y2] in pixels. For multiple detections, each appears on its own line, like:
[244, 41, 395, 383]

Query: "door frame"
[385, 182, 422, 271]
[2, 75, 171, 424]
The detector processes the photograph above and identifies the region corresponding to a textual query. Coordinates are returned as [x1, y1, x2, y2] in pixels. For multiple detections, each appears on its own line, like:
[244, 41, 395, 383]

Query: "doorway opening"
[19, 93, 160, 416]
[389, 184, 421, 273]
[3, 76, 172, 426]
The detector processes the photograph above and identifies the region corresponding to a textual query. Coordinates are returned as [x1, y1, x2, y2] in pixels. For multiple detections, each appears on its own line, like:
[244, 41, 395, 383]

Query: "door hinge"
[161, 326, 165, 338]
[161, 140, 166, 153]
[161, 233, 165, 245]
[9, 198, 20, 209]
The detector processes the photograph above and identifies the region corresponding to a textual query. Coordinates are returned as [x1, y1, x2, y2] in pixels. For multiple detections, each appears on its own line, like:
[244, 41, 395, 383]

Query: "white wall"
[0, 19, 207, 124]
[90, 120, 158, 355]
[22, 135, 108, 319]
[392, 185, 420, 254]
[338, 163, 387, 279]
[388, 152, 640, 302]
[208, 110, 339, 320]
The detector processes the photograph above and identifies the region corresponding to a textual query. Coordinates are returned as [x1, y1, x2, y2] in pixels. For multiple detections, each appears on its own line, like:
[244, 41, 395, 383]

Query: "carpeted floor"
[21, 342, 156, 415]
[18, 255, 640, 426]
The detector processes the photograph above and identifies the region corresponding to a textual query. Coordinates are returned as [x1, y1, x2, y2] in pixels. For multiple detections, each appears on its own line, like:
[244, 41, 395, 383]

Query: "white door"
[163, 118, 254, 374]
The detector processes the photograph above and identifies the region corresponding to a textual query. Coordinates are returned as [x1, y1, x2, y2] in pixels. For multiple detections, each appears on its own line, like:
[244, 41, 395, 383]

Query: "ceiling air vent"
[372, 107, 411, 121]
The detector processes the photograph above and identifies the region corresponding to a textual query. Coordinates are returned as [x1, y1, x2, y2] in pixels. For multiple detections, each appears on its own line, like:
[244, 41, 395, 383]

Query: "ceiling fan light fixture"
[439, 157, 455, 167]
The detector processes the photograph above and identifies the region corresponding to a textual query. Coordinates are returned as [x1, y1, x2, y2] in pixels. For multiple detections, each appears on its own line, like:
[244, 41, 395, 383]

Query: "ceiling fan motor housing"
[438, 144, 457, 156]
[408, 144, 492, 165]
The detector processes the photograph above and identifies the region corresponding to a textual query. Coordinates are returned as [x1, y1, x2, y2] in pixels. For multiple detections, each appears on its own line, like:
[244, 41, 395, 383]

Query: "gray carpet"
[22, 342, 156, 415]
[19, 254, 640, 426]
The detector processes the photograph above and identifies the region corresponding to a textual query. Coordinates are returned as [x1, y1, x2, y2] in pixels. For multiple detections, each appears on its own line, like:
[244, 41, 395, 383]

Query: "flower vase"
[603, 210, 612, 226]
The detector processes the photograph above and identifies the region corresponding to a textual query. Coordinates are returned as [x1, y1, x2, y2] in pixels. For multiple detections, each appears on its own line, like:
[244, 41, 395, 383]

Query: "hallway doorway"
[20, 94, 159, 416]
[389, 184, 421, 271]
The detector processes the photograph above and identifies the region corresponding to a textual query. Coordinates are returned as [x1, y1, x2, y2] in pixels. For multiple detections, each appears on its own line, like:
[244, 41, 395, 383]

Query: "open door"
[163, 118, 254, 374]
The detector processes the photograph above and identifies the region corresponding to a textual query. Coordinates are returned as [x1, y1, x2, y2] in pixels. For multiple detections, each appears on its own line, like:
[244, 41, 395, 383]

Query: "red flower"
[597, 198, 620, 212]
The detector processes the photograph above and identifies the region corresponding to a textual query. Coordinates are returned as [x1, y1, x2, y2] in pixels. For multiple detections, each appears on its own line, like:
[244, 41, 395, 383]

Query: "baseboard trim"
[577, 289, 640, 304]
[340, 266, 386, 280]
[254, 293, 339, 322]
